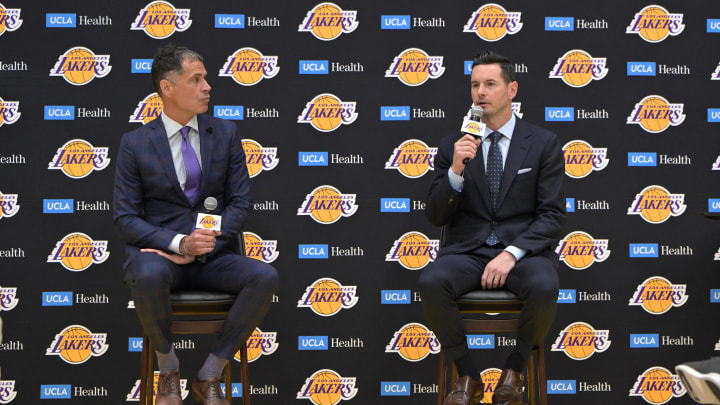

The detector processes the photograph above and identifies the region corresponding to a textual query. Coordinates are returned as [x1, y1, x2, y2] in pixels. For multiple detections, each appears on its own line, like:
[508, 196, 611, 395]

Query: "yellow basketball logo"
[219, 47, 279, 86]
[129, 93, 163, 124]
[629, 276, 688, 315]
[626, 5, 684, 43]
[0, 380, 16, 403]
[126, 372, 189, 401]
[47, 232, 109, 271]
[385, 48, 445, 86]
[298, 278, 358, 316]
[242, 232, 279, 263]
[200, 215, 216, 229]
[298, 185, 358, 224]
[46, 325, 109, 364]
[549, 50, 607, 87]
[0, 286, 19, 311]
[242, 139, 279, 177]
[630, 367, 686, 404]
[234, 328, 279, 363]
[0, 96, 21, 127]
[386, 232, 440, 270]
[463, 3, 522, 41]
[563, 140, 608, 178]
[386, 322, 441, 362]
[627, 95, 685, 133]
[130, 1, 191, 39]
[299, 3, 358, 40]
[479, 368, 502, 403]
[627, 185, 686, 223]
[297, 369, 358, 405]
[49, 46, 111, 86]
[385, 139, 437, 178]
[555, 231, 610, 270]
[551, 322, 611, 360]
[298, 93, 358, 132]
[0, 4, 22, 36]
[0, 191, 19, 220]
[48, 139, 110, 179]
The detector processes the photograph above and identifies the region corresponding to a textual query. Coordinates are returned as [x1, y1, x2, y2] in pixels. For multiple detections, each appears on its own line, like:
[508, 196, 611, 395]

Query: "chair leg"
[527, 349, 537, 405]
[225, 360, 232, 405]
[438, 353, 446, 405]
[537, 343, 547, 405]
[241, 344, 250, 405]
[141, 335, 155, 405]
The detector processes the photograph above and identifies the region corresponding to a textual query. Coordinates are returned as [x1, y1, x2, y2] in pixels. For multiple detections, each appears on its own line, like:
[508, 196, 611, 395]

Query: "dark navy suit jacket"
[113, 114, 252, 269]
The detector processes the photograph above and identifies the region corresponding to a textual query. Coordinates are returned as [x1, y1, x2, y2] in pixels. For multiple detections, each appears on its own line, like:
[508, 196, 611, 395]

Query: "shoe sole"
[676, 364, 720, 404]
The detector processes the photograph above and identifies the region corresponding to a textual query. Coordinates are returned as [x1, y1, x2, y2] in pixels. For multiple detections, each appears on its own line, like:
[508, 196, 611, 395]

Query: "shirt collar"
[161, 112, 198, 139]
[483, 113, 516, 142]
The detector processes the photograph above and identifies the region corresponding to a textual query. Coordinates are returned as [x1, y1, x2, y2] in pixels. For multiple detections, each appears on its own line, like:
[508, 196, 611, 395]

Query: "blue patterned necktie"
[485, 131, 503, 246]
[180, 126, 201, 203]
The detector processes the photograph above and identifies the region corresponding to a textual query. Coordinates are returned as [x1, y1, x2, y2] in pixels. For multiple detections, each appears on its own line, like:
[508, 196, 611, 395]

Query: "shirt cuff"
[448, 168, 464, 192]
[169, 234, 186, 254]
[504, 245, 527, 262]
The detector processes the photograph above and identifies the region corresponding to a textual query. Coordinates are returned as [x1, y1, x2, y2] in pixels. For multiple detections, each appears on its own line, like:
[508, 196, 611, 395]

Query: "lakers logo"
[48, 139, 110, 179]
[385, 140, 437, 178]
[629, 276, 688, 315]
[512, 102, 523, 119]
[551, 322, 611, 360]
[298, 185, 358, 224]
[130, 1, 191, 39]
[713, 155, 720, 171]
[463, 4, 522, 41]
[298, 93, 357, 132]
[627, 5, 684, 43]
[219, 47, 279, 86]
[712, 62, 720, 80]
[234, 328, 279, 363]
[562, 140, 608, 178]
[50, 46, 111, 86]
[385, 48, 445, 86]
[298, 3, 358, 41]
[0, 380, 16, 404]
[243, 232, 279, 263]
[386, 322, 441, 362]
[46, 325, 109, 364]
[297, 278, 358, 316]
[549, 50, 608, 87]
[627, 185, 686, 224]
[127, 372, 189, 401]
[0, 286, 18, 311]
[715, 247, 720, 261]
[129, 93, 163, 124]
[0, 97, 20, 127]
[386, 232, 440, 270]
[242, 139, 279, 177]
[630, 367, 686, 404]
[47, 232, 109, 271]
[627, 95, 685, 133]
[0, 3, 22, 36]
[0, 191, 19, 220]
[199, 216, 217, 229]
[480, 368, 502, 403]
[555, 231, 610, 270]
[297, 369, 358, 405]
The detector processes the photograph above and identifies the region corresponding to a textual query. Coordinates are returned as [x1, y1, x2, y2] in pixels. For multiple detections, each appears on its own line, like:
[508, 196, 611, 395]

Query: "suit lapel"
[496, 120, 531, 209]
[148, 118, 189, 204]
[197, 115, 215, 196]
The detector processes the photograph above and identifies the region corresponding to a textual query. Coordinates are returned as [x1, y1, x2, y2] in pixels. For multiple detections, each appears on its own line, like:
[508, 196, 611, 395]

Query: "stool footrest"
[171, 320, 225, 334]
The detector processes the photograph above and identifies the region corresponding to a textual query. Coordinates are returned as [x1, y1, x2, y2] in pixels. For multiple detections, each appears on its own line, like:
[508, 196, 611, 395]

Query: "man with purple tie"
[114, 44, 278, 405]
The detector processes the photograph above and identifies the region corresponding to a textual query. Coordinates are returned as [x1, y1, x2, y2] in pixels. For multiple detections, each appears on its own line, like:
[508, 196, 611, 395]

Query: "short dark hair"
[471, 50, 516, 84]
[151, 44, 204, 96]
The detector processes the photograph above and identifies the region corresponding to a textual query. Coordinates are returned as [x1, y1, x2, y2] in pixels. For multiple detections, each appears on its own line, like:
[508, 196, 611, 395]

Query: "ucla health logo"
[627, 185, 686, 224]
[298, 3, 358, 40]
[563, 140, 608, 178]
[242, 232, 279, 263]
[555, 231, 610, 270]
[129, 93, 163, 124]
[46, 325, 109, 364]
[234, 328, 278, 363]
[551, 322, 611, 360]
[0, 380, 16, 404]
[463, 4, 522, 41]
[0, 286, 18, 311]
[0, 97, 20, 127]
[630, 276, 688, 315]
[219, 47, 279, 86]
[385, 140, 437, 178]
[712, 62, 720, 80]
[127, 372, 189, 402]
[0, 191, 19, 220]
[50, 47, 111, 86]
[626, 5, 684, 43]
[630, 366, 685, 404]
[242, 139, 278, 178]
[386, 48, 444, 86]
[48, 139, 110, 179]
[386, 322, 441, 362]
[48, 232, 109, 271]
[549, 50, 608, 87]
[297, 369, 358, 405]
[386, 232, 439, 270]
[131, 1, 191, 39]
[627, 95, 685, 133]
[298, 185, 357, 224]
[298, 93, 357, 132]
[298, 278, 358, 316]
[0, 4, 22, 36]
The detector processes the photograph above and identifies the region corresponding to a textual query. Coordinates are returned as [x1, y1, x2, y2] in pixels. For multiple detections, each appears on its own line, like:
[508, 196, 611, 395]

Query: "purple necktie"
[180, 126, 201, 203]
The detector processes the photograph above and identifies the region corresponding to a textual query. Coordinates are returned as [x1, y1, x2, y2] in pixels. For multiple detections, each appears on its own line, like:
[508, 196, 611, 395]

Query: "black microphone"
[461, 106, 485, 164]
[197, 196, 218, 263]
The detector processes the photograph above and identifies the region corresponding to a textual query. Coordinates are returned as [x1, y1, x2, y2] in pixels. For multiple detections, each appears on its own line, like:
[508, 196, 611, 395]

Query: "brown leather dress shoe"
[492, 369, 524, 405]
[443, 375, 484, 405]
[192, 376, 229, 405]
[156, 370, 183, 405]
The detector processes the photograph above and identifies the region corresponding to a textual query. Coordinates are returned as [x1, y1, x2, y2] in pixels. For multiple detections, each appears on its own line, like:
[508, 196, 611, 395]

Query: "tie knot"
[489, 131, 501, 143]
[180, 126, 191, 140]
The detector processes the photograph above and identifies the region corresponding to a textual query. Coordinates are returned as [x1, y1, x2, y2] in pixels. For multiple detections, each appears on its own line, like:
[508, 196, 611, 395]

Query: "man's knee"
[417, 265, 450, 300]
[124, 253, 173, 291]
[253, 263, 279, 294]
